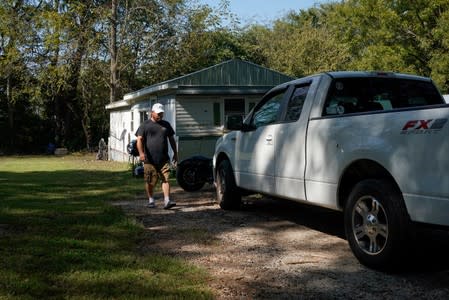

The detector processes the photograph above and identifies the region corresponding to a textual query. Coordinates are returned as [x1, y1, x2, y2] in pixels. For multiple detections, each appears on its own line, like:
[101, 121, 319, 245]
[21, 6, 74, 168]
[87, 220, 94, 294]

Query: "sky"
[198, 0, 327, 25]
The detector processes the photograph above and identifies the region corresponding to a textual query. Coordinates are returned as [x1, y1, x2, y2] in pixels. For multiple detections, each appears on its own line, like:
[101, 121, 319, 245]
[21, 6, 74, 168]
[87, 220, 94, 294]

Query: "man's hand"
[172, 152, 178, 167]
[168, 135, 178, 167]
[136, 136, 145, 162]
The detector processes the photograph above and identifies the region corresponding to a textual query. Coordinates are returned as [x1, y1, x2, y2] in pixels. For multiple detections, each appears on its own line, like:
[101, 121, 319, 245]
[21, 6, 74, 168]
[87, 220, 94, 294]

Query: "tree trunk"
[110, 0, 118, 103]
[6, 75, 14, 150]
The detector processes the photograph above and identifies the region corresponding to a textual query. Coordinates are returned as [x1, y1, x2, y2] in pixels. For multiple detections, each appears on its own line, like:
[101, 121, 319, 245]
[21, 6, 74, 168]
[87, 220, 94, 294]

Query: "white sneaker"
[163, 200, 176, 209]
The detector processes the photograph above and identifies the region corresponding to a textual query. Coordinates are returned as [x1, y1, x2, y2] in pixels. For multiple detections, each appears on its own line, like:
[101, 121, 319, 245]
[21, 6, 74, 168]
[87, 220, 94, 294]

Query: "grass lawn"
[0, 154, 212, 299]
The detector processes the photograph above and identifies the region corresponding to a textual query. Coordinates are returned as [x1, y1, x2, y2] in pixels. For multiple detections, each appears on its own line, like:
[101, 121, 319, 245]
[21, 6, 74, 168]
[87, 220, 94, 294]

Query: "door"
[235, 88, 288, 194]
[274, 84, 311, 200]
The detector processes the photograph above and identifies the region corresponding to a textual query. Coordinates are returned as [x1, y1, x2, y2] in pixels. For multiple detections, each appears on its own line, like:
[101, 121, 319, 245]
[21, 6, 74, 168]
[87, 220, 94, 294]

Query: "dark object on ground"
[176, 156, 213, 191]
[46, 143, 56, 155]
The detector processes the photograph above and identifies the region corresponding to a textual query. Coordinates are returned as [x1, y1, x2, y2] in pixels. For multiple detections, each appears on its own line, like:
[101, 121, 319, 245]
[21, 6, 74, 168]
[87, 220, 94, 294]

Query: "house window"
[140, 111, 148, 124]
[224, 99, 245, 121]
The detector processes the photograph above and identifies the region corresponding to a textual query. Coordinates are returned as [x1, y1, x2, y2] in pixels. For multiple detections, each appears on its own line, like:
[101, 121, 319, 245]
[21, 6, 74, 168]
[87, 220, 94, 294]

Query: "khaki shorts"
[144, 163, 170, 186]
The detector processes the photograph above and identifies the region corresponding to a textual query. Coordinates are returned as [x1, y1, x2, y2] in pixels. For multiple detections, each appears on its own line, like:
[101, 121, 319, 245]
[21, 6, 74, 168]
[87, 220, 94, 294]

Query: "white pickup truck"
[213, 71, 449, 270]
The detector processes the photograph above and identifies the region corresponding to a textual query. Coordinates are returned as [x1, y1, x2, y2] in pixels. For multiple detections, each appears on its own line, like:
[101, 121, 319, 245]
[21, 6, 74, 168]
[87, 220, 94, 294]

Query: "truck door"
[235, 88, 288, 194]
[274, 84, 311, 201]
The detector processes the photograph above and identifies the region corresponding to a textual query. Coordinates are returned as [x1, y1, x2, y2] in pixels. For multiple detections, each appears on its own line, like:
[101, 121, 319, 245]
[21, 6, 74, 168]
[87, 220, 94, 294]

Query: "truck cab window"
[252, 90, 285, 128]
[323, 77, 444, 116]
[323, 78, 365, 116]
[396, 79, 444, 108]
[285, 85, 310, 122]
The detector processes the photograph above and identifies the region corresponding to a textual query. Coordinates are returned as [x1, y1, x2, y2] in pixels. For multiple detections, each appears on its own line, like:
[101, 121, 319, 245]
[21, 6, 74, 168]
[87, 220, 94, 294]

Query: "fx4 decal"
[401, 118, 448, 134]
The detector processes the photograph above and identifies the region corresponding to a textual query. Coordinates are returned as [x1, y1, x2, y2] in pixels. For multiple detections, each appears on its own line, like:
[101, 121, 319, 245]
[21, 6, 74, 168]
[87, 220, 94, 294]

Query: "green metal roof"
[123, 59, 294, 102]
[175, 59, 293, 86]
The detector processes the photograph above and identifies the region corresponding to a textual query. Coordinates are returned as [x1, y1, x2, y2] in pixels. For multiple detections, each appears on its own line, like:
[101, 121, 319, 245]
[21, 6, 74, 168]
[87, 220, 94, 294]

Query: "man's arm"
[168, 135, 178, 165]
[136, 135, 145, 162]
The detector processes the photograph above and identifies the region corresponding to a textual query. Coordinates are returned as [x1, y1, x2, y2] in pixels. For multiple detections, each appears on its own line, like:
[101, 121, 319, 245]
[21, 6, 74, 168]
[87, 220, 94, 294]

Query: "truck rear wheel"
[344, 179, 410, 271]
[216, 160, 241, 210]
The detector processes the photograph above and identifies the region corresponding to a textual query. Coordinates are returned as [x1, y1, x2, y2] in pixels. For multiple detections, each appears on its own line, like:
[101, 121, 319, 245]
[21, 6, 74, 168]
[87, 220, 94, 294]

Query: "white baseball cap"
[152, 103, 164, 114]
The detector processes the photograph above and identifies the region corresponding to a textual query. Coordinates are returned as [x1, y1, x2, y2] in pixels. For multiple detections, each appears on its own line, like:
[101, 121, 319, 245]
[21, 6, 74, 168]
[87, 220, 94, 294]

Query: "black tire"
[176, 160, 206, 192]
[216, 160, 241, 210]
[344, 179, 410, 271]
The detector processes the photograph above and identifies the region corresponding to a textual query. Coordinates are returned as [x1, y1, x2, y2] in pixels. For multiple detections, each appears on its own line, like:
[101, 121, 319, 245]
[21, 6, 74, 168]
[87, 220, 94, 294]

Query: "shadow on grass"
[0, 169, 212, 299]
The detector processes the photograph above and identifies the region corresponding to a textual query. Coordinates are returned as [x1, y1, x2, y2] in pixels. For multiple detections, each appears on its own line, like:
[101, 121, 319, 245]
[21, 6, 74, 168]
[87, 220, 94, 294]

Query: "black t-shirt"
[135, 119, 175, 167]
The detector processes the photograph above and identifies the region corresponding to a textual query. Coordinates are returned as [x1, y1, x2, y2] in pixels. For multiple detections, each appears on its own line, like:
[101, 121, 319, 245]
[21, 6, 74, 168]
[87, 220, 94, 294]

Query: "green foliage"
[246, 16, 351, 77]
[427, 2, 449, 91]
[237, 0, 449, 93]
[0, 155, 212, 299]
[2, 0, 449, 154]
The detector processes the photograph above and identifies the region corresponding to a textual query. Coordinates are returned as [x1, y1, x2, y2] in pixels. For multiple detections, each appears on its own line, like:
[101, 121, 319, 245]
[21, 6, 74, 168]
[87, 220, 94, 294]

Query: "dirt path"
[113, 185, 449, 299]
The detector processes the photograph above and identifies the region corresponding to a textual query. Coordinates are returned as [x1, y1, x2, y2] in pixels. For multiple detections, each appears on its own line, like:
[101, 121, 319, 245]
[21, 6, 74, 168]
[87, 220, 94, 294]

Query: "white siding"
[178, 137, 220, 160]
[176, 97, 223, 137]
[108, 110, 132, 162]
[174, 95, 261, 160]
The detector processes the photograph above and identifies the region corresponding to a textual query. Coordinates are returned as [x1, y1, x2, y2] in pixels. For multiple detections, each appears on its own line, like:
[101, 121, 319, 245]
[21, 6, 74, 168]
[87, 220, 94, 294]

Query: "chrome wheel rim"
[352, 195, 388, 255]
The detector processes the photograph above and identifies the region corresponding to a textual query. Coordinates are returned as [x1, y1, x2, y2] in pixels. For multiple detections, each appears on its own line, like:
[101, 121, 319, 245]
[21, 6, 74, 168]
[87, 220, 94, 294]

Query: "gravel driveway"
[114, 185, 449, 299]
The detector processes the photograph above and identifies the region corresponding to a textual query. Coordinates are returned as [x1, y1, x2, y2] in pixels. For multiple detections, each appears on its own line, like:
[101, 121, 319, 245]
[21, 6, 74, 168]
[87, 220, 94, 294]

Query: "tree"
[324, 0, 449, 89]
[3, 0, 449, 154]
[110, 0, 118, 103]
[431, 6, 449, 92]
[35, 0, 107, 149]
[239, 6, 350, 77]
[0, 0, 41, 152]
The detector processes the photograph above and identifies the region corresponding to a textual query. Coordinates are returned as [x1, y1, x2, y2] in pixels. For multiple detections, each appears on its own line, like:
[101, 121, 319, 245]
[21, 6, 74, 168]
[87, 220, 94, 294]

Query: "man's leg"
[160, 163, 175, 209]
[161, 181, 169, 199]
[145, 182, 154, 199]
[144, 163, 158, 207]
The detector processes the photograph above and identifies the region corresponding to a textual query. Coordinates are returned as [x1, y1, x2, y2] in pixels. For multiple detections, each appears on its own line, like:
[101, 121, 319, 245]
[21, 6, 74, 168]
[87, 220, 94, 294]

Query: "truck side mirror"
[226, 115, 244, 131]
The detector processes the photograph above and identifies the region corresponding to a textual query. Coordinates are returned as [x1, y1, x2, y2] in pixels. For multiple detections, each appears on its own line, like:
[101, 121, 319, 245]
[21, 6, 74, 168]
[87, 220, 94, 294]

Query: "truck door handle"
[266, 135, 273, 142]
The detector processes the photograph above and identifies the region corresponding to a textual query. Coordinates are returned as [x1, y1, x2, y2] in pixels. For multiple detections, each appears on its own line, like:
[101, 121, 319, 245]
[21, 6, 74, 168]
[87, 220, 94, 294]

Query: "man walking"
[136, 103, 178, 209]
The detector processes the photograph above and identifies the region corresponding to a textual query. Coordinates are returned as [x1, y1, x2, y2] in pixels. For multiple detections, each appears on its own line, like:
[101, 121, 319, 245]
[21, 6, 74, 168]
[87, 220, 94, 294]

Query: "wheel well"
[214, 152, 230, 177]
[338, 159, 401, 210]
